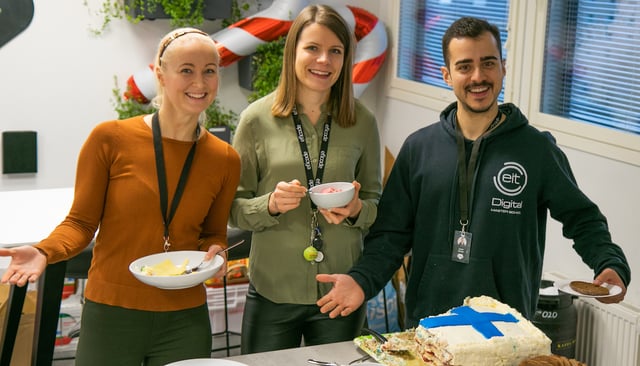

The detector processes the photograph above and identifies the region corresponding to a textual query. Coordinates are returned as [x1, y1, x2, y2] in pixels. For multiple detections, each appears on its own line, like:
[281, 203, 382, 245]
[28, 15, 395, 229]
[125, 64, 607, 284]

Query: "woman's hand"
[0, 246, 48, 287]
[318, 181, 362, 224]
[206, 244, 227, 278]
[268, 179, 307, 215]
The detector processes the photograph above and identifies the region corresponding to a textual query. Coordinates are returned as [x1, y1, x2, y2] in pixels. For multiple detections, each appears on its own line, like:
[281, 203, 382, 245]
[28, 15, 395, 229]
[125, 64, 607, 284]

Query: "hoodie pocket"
[414, 254, 500, 318]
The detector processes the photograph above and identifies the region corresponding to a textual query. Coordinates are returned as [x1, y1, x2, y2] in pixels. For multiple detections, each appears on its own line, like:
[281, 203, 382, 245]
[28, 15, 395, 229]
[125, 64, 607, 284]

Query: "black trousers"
[240, 283, 366, 354]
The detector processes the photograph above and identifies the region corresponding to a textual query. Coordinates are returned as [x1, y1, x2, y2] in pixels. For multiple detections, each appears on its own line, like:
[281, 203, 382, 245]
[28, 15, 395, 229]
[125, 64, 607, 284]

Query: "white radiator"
[545, 272, 640, 366]
[574, 296, 640, 366]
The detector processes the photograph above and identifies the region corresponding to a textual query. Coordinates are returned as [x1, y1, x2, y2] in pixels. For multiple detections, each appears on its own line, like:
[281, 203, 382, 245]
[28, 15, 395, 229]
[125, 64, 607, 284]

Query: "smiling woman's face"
[294, 23, 345, 98]
[158, 35, 220, 116]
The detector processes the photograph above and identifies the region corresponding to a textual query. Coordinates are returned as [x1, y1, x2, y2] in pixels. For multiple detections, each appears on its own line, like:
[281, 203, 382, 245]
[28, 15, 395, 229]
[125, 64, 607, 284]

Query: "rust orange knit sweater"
[35, 116, 240, 311]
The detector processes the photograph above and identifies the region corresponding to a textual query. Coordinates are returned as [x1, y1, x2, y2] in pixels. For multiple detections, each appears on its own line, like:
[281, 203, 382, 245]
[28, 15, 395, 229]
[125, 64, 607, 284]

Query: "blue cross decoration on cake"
[419, 306, 518, 339]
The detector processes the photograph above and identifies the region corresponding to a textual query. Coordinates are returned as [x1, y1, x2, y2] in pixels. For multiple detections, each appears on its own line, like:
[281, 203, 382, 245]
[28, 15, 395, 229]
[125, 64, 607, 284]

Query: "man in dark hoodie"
[315, 16, 631, 328]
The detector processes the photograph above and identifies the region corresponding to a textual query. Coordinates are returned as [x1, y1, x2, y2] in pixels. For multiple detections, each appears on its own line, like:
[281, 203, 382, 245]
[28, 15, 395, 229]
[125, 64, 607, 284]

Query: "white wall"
[0, 0, 166, 190]
[0, 0, 379, 192]
[0, 0, 636, 308]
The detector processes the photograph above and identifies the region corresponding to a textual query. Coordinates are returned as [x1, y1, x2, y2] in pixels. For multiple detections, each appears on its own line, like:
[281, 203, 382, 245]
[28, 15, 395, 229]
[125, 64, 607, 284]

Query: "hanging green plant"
[154, 0, 206, 26]
[86, 0, 233, 36]
[247, 36, 286, 103]
[222, 0, 246, 28]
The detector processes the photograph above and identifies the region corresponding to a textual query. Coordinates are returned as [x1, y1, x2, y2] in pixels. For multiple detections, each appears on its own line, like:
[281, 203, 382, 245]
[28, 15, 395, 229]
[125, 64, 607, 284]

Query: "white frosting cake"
[414, 296, 551, 366]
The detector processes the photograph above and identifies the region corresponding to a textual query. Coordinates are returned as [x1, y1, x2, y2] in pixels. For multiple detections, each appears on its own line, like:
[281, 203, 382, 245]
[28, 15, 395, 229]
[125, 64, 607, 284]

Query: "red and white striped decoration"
[125, 0, 387, 103]
[339, 5, 388, 98]
[213, 0, 308, 67]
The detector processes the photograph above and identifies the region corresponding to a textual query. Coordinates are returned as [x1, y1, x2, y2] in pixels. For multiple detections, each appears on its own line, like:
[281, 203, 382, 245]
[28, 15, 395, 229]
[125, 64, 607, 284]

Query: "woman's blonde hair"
[271, 4, 356, 127]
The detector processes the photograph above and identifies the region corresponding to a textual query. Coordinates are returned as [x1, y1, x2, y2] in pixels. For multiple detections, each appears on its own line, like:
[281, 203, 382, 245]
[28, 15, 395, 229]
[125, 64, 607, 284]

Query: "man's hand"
[594, 268, 626, 304]
[316, 273, 365, 318]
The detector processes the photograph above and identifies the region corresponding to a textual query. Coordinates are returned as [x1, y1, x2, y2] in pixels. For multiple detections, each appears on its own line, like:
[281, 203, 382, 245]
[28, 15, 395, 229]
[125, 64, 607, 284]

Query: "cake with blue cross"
[414, 296, 551, 365]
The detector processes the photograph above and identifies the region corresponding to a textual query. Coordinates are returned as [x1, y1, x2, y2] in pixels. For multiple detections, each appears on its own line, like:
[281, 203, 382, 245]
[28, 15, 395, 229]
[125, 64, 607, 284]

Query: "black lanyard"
[152, 113, 200, 251]
[454, 112, 501, 232]
[292, 108, 332, 209]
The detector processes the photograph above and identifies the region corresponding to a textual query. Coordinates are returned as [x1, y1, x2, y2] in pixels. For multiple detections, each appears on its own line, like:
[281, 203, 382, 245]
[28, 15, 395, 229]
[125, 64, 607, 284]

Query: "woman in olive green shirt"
[229, 4, 382, 354]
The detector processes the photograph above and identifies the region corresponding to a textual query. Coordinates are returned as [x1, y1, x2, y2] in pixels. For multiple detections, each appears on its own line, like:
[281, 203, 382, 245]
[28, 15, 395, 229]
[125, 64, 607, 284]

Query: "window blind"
[541, 0, 640, 134]
[397, 0, 510, 99]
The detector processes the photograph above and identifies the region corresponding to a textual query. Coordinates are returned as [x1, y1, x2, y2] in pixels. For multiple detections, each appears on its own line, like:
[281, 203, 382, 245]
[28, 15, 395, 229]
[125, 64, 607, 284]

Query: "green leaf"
[248, 36, 285, 103]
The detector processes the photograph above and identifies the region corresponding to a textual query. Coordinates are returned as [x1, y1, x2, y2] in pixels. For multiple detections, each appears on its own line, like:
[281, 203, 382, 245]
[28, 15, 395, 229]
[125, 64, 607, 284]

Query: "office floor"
[51, 333, 241, 365]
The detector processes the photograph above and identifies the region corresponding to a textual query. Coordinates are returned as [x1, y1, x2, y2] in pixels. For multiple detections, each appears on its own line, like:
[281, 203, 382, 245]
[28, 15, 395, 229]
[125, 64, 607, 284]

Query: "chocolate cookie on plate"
[569, 280, 610, 296]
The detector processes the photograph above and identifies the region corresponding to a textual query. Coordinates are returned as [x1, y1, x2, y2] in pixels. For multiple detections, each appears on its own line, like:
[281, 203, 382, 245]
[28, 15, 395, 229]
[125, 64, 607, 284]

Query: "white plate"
[165, 359, 248, 366]
[555, 279, 622, 298]
[129, 251, 224, 290]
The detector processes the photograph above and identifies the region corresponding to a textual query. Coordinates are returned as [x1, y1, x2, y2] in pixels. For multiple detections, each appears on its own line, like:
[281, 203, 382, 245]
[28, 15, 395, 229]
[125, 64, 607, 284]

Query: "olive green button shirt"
[230, 93, 382, 304]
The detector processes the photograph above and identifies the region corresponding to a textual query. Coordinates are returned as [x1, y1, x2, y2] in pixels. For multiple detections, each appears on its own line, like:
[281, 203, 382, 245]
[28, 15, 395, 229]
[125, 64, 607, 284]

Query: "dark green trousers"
[75, 300, 211, 366]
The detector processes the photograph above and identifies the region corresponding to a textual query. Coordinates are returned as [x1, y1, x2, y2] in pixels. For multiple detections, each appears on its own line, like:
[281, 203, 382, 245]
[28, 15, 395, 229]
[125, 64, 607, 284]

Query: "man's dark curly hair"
[442, 17, 502, 68]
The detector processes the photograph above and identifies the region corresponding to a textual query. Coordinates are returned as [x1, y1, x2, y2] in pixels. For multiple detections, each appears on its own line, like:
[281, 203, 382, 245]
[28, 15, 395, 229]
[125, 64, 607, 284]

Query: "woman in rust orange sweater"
[0, 28, 240, 365]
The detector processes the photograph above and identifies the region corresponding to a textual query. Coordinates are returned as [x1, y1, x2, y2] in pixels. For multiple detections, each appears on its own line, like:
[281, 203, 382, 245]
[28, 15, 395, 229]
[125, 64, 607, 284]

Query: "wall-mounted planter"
[238, 54, 255, 91]
[127, 0, 232, 21]
[238, 36, 285, 100]
[208, 125, 231, 143]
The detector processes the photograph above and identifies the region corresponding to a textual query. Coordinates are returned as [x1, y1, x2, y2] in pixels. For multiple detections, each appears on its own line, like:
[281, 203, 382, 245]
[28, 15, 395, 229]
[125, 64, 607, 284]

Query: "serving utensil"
[182, 239, 245, 274]
[361, 327, 411, 354]
[362, 327, 388, 344]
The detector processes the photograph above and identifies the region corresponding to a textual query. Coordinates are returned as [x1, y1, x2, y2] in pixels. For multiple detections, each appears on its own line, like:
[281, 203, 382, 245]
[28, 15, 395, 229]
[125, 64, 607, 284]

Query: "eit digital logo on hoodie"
[491, 162, 527, 215]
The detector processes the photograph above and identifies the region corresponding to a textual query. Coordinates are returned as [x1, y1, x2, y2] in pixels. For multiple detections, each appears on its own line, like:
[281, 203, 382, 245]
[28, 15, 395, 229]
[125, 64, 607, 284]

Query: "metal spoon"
[308, 355, 374, 366]
[348, 354, 373, 364]
[307, 359, 340, 366]
[183, 239, 245, 274]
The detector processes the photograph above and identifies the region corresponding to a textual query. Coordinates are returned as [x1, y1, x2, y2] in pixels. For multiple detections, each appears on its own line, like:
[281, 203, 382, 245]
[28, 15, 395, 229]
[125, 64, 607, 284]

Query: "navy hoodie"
[349, 102, 630, 327]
